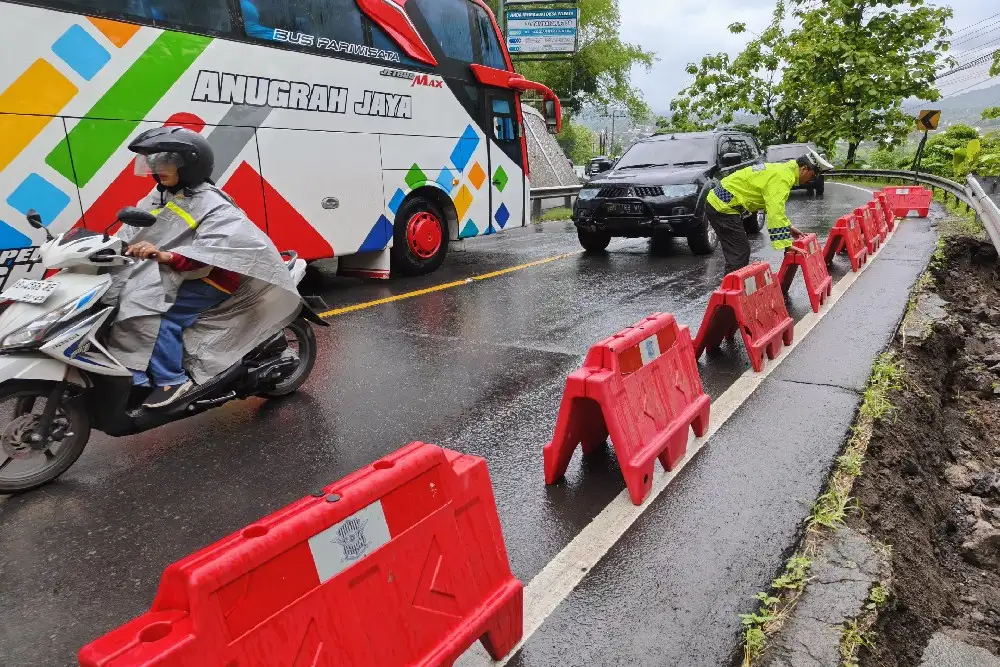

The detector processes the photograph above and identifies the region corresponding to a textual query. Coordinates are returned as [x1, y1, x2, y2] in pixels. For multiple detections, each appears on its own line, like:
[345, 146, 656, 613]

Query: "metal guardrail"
[968, 175, 1000, 253]
[529, 184, 583, 218]
[827, 169, 1000, 256]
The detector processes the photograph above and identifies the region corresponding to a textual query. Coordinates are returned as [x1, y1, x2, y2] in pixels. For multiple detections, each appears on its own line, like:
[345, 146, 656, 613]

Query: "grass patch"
[841, 619, 875, 667]
[534, 207, 573, 222]
[932, 189, 984, 237]
[739, 354, 906, 664]
[740, 557, 812, 666]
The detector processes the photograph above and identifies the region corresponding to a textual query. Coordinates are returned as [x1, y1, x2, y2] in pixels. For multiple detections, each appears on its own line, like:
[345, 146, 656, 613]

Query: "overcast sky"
[618, 0, 1000, 114]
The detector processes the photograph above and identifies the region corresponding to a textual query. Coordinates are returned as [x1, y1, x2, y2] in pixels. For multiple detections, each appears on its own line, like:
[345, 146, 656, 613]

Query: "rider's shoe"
[142, 380, 194, 408]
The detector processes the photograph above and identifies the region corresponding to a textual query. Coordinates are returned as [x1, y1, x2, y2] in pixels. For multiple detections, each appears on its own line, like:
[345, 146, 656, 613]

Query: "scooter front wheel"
[0, 382, 91, 494]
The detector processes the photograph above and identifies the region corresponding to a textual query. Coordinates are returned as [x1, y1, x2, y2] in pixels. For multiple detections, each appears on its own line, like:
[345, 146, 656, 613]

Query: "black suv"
[572, 130, 764, 254]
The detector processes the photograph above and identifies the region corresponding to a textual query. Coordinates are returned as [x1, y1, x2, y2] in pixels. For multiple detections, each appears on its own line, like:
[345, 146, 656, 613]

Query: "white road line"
[829, 181, 876, 195]
[458, 220, 905, 666]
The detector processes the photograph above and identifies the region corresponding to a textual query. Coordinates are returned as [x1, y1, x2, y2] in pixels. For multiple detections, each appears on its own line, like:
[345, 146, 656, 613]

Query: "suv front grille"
[598, 186, 630, 198]
[597, 186, 664, 199]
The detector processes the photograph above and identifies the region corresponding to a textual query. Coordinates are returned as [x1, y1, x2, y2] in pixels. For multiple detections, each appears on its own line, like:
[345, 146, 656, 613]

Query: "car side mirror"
[25, 209, 44, 230]
[597, 162, 612, 173]
[544, 99, 559, 134]
[721, 152, 743, 167]
[116, 207, 157, 228]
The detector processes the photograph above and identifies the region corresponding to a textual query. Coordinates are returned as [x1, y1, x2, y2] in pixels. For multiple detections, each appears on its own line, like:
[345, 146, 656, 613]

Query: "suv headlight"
[2, 298, 81, 349]
[661, 184, 699, 198]
[578, 188, 601, 201]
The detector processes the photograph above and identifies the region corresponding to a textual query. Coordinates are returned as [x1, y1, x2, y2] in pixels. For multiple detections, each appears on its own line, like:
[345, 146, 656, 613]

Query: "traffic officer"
[705, 150, 834, 274]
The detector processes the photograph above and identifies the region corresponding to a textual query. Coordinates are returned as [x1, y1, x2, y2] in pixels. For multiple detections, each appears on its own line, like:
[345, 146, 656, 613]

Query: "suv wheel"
[688, 218, 719, 255]
[743, 212, 765, 235]
[578, 229, 611, 252]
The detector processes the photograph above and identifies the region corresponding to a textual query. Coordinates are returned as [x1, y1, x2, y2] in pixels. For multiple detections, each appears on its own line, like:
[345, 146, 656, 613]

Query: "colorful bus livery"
[0, 0, 560, 288]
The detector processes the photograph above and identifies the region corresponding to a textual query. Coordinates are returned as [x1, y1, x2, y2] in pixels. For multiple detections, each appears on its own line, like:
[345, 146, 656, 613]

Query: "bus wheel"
[392, 198, 448, 276]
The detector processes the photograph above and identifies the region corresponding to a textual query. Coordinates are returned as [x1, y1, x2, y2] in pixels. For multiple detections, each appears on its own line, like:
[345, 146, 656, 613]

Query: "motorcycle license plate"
[0, 279, 57, 305]
[604, 202, 646, 215]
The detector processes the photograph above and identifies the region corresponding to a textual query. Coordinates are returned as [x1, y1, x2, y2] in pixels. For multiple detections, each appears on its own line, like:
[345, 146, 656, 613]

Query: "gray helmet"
[128, 126, 214, 186]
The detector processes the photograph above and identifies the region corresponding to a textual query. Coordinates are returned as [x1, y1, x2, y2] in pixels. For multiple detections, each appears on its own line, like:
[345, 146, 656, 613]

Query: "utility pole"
[604, 107, 626, 157]
[498, 0, 505, 36]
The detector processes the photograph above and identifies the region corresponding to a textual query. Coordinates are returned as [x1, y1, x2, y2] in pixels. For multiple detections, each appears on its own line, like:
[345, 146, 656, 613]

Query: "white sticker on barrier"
[639, 335, 661, 366]
[309, 501, 392, 582]
[896, 188, 910, 195]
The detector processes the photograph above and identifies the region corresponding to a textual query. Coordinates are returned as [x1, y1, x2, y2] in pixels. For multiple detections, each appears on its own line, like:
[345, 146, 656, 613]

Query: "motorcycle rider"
[106, 126, 300, 408]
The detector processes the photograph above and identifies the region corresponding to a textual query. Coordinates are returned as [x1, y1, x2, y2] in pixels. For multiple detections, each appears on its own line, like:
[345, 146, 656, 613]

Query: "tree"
[669, 2, 806, 148]
[484, 0, 655, 118]
[986, 51, 1000, 120]
[556, 119, 597, 164]
[783, 0, 952, 165]
[654, 111, 704, 134]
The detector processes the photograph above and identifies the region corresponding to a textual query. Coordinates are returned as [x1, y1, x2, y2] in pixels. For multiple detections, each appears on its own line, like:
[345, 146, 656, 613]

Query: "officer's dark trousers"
[706, 206, 751, 275]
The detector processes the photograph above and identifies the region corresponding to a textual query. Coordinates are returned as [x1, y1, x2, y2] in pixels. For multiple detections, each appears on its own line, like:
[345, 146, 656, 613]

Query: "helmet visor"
[134, 152, 186, 177]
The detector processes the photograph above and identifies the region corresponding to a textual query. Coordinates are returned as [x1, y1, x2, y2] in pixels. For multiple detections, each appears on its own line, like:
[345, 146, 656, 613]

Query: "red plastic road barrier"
[855, 206, 882, 255]
[777, 234, 833, 313]
[79, 443, 522, 667]
[880, 185, 932, 218]
[543, 313, 710, 506]
[875, 191, 897, 232]
[867, 200, 889, 243]
[823, 214, 868, 272]
[694, 262, 795, 373]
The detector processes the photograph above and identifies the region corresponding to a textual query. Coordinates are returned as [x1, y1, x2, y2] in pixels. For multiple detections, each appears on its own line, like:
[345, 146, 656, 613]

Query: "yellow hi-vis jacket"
[706, 160, 799, 250]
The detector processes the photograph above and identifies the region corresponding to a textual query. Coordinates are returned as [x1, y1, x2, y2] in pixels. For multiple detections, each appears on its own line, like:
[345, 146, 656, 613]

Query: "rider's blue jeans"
[130, 280, 230, 387]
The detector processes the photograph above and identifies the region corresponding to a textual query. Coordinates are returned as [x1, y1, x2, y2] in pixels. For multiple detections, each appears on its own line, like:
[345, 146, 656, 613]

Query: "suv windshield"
[615, 137, 715, 170]
[766, 145, 809, 162]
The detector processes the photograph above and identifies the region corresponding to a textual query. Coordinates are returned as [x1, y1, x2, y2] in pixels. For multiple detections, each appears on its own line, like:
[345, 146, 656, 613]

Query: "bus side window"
[242, 0, 363, 46]
[367, 19, 420, 68]
[28, 0, 232, 34]
[412, 0, 475, 63]
[492, 99, 516, 142]
[472, 5, 506, 69]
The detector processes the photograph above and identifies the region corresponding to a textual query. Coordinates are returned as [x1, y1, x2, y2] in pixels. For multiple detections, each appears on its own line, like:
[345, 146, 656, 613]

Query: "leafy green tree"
[783, 0, 952, 165]
[653, 112, 704, 134]
[556, 119, 598, 164]
[484, 0, 654, 118]
[986, 53, 1000, 120]
[669, 2, 806, 148]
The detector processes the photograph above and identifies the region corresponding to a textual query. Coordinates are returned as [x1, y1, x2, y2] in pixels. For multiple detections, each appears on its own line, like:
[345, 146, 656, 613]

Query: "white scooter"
[0, 208, 327, 493]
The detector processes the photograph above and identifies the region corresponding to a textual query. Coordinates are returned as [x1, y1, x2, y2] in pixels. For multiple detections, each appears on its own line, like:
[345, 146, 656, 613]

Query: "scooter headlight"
[2, 298, 82, 350]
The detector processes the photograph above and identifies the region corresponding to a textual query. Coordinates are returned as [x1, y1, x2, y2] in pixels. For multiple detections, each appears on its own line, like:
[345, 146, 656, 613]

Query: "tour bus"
[0, 0, 560, 288]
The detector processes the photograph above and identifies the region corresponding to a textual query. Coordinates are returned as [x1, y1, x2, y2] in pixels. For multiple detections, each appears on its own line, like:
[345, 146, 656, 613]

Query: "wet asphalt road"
[0, 185, 876, 666]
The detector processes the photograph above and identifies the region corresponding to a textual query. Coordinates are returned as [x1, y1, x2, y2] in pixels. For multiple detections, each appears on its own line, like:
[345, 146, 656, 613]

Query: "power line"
[950, 12, 1000, 37]
[949, 22, 1000, 47]
[904, 74, 998, 111]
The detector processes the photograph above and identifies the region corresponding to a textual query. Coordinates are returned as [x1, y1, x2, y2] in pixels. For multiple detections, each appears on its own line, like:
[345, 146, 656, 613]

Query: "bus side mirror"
[544, 100, 558, 134]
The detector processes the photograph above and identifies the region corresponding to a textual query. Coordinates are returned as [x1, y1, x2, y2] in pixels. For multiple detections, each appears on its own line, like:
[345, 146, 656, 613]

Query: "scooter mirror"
[116, 207, 157, 228]
[25, 209, 44, 230]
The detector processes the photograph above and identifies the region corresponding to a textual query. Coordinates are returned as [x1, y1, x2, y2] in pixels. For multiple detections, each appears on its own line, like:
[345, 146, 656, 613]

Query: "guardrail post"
[532, 198, 542, 219]
[564, 195, 573, 209]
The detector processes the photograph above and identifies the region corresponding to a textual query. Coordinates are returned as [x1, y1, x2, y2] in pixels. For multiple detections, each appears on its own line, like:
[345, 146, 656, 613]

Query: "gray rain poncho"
[104, 183, 301, 384]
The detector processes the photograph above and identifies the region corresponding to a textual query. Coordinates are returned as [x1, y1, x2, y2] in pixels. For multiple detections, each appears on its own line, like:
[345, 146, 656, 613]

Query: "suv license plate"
[604, 202, 646, 215]
[1, 279, 57, 305]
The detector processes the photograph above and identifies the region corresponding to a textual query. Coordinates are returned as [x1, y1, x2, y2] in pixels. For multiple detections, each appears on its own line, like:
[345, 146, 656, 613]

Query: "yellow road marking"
[319, 251, 582, 318]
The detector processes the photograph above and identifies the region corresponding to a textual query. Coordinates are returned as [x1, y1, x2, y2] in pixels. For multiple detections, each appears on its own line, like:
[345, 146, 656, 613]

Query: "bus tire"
[391, 197, 448, 276]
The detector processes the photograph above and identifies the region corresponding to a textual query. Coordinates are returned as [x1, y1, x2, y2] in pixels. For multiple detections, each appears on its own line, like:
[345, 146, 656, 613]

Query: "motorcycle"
[0, 207, 327, 494]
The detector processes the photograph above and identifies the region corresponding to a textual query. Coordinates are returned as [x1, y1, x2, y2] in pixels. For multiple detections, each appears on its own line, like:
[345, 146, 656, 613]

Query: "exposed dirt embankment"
[856, 238, 1000, 666]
